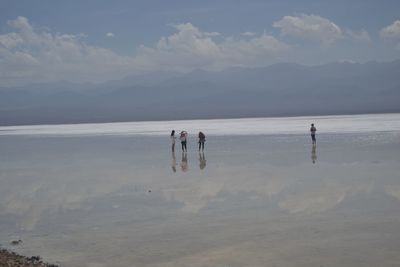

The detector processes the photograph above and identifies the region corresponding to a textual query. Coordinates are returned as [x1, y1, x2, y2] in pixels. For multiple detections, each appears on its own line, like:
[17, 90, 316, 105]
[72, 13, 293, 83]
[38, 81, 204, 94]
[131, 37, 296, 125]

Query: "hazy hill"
[0, 60, 399, 125]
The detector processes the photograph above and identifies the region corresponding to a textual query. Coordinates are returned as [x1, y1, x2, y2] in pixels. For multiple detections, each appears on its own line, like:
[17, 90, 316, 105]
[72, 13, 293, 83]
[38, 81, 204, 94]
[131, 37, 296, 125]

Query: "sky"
[0, 0, 400, 86]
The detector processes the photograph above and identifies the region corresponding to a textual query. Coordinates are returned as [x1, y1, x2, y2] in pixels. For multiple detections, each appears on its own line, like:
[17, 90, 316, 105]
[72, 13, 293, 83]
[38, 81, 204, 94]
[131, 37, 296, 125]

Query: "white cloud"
[346, 29, 371, 43]
[242, 32, 257, 37]
[106, 32, 115, 37]
[380, 20, 400, 49]
[0, 17, 140, 86]
[0, 18, 291, 86]
[273, 14, 343, 45]
[135, 23, 290, 72]
[380, 20, 400, 39]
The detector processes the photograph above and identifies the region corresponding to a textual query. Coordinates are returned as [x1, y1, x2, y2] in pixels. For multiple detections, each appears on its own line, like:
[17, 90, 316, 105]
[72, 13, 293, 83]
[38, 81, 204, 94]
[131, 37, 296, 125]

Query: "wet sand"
[1, 130, 400, 267]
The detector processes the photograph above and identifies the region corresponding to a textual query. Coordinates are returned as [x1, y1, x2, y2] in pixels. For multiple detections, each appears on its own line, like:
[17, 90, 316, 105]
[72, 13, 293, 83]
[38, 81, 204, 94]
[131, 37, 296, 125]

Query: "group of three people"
[170, 130, 206, 152]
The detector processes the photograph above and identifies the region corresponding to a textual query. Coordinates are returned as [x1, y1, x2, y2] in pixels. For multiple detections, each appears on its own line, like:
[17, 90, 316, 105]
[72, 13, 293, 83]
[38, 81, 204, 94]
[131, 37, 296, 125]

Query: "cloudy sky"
[1, 0, 399, 86]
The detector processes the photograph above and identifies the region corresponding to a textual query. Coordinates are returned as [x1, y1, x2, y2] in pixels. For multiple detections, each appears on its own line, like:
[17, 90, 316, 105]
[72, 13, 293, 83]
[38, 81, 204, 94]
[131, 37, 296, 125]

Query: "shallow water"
[1, 116, 400, 267]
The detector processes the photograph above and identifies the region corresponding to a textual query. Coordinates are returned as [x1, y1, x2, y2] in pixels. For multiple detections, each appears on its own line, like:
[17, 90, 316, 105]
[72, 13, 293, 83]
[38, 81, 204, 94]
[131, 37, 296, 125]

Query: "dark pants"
[181, 141, 187, 151]
[311, 134, 316, 144]
[199, 141, 205, 151]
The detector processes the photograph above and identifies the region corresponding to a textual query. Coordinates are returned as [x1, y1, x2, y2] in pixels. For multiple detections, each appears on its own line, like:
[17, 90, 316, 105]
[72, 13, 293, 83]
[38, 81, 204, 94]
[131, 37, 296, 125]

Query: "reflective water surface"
[1, 131, 400, 267]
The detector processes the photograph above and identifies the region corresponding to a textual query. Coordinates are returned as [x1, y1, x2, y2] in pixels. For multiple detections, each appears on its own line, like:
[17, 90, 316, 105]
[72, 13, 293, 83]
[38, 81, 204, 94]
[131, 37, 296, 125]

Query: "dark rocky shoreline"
[0, 249, 58, 267]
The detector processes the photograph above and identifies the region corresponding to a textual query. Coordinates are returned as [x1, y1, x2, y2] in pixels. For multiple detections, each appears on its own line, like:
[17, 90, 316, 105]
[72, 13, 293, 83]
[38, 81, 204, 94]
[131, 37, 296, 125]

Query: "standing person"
[180, 131, 188, 152]
[170, 130, 176, 152]
[198, 131, 206, 151]
[310, 123, 317, 145]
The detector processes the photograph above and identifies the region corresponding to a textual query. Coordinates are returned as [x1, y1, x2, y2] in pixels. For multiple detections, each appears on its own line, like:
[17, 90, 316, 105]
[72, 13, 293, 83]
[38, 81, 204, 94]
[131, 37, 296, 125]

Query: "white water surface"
[1, 113, 400, 136]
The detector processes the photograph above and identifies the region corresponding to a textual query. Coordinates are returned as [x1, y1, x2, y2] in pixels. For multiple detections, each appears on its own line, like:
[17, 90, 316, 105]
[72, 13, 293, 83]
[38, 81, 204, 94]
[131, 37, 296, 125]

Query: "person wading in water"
[180, 131, 188, 152]
[198, 131, 206, 151]
[170, 130, 176, 152]
[310, 123, 317, 145]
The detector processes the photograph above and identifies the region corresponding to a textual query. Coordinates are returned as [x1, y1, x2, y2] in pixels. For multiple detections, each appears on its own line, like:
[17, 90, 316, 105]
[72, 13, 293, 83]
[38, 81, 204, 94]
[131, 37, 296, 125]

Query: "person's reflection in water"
[171, 150, 177, 173]
[181, 152, 188, 172]
[311, 144, 317, 164]
[199, 152, 206, 170]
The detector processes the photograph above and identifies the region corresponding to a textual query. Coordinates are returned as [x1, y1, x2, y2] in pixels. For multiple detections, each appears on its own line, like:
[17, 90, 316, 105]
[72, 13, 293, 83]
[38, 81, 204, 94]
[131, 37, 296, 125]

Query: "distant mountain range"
[0, 60, 399, 126]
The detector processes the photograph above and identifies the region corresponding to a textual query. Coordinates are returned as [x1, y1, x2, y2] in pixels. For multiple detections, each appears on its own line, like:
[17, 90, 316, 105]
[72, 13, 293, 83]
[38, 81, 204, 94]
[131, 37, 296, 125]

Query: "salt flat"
[1, 114, 400, 267]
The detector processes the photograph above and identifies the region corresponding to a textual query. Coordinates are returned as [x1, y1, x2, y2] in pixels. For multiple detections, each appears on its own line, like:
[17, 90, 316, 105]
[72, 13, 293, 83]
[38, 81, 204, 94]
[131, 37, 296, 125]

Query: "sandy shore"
[0, 249, 58, 267]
